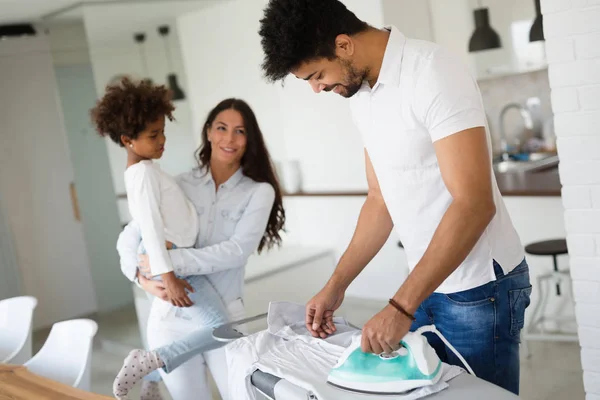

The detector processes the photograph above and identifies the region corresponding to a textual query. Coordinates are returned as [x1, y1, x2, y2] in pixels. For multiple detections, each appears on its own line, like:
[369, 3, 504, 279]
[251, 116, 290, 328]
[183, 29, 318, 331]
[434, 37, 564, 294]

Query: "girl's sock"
[140, 380, 164, 400]
[113, 349, 164, 399]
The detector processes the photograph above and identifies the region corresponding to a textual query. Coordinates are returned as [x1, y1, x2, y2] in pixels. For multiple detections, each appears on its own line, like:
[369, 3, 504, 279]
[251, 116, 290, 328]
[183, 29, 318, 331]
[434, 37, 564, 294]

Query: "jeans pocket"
[443, 281, 496, 307]
[443, 294, 494, 307]
[509, 285, 532, 336]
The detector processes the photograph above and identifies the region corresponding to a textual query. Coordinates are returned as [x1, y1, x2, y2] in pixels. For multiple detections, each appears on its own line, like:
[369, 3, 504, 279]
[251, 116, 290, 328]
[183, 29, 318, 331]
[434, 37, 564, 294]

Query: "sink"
[493, 154, 559, 173]
[528, 152, 553, 161]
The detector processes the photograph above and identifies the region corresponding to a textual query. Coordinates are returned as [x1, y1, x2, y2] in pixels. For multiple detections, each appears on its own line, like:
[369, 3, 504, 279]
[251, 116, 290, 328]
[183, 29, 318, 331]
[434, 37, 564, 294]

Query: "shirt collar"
[194, 167, 213, 185]
[373, 26, 406, 89]
[195, 166, 244, 189]
[221, 167, 244, 189]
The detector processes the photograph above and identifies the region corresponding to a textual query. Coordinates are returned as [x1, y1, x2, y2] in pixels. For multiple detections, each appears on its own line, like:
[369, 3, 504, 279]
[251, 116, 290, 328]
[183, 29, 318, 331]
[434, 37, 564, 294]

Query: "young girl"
[90, 78, 229, 399]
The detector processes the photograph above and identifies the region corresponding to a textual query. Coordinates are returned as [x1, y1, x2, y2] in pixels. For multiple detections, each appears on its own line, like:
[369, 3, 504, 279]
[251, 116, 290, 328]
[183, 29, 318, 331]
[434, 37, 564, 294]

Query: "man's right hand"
[306, 284, 345, 338]
[161, 271, 195, 308]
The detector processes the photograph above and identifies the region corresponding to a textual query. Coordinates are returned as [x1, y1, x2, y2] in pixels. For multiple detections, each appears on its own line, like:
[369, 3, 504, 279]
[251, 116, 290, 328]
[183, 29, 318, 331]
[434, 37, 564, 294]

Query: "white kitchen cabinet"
[282, 196, 409, 301]
[243, 246, 337, 318]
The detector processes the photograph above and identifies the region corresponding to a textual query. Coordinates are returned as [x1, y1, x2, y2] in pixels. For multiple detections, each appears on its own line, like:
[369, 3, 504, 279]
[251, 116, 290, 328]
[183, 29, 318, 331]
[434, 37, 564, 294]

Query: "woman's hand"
[138, 272, 168, 302]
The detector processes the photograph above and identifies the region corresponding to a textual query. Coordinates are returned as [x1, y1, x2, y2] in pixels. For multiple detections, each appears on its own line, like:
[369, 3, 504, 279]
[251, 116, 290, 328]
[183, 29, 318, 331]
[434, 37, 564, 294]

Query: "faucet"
[498, 103, 534, 161]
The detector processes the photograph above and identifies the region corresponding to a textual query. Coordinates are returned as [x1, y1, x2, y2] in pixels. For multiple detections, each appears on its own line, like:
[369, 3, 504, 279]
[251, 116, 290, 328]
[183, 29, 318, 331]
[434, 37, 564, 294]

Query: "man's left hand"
[361, 304, 413, 354]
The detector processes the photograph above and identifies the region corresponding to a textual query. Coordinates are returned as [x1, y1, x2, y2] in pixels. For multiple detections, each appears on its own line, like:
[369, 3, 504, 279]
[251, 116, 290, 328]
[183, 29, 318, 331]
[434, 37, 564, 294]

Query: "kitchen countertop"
[116, 167, 562, 200]
[494, 167, 561, 196]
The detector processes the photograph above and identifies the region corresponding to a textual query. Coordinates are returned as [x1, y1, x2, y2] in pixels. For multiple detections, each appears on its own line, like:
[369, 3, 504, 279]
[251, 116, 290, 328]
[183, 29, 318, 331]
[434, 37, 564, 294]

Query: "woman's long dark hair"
[196, 98, 285, 253]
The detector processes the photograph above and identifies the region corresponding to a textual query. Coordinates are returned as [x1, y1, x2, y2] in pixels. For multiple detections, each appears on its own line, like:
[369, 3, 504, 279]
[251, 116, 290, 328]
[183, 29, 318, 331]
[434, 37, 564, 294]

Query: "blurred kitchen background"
[1, 0, 597, 399]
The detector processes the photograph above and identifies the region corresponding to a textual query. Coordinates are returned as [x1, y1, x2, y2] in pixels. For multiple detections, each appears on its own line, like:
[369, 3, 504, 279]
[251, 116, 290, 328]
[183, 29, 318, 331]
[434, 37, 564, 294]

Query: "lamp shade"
[529, 0, 544, 42]
[468, 8, 502, 52]
[168, 74, 185, 101]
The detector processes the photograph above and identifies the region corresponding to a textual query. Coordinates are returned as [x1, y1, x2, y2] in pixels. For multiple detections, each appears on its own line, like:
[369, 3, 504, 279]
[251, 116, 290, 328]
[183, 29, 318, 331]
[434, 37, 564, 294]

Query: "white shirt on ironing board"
[226, 302, 463, 400]
[124, 160, 198, 276]
[349, 26, 524, 293]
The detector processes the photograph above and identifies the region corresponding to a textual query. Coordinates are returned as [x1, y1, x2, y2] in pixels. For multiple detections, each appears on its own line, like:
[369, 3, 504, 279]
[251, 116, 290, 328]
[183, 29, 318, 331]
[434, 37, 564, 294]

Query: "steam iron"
[327, 325, 474, 395]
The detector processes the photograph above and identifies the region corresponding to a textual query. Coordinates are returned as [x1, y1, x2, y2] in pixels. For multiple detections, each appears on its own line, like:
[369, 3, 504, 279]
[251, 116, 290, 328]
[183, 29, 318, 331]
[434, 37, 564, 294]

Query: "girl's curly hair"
[90, 77, 175, 146]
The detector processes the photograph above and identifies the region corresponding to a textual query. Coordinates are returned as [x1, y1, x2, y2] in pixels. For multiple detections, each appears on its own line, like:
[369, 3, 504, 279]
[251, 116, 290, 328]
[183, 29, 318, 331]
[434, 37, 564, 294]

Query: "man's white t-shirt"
[124, 160, 199, 276]
[350, 26, 524, 294]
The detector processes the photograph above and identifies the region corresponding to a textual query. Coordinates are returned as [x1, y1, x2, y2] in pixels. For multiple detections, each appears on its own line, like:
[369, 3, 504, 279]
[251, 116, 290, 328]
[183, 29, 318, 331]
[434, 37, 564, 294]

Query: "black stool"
[525, 239, 568, 295]
[523, 238, 577, 351]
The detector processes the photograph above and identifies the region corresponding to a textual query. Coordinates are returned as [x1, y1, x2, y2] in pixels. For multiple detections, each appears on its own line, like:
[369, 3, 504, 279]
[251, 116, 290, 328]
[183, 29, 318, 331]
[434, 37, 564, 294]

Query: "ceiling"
[0, 0, 102, 24]
[0, 0, 205, 24]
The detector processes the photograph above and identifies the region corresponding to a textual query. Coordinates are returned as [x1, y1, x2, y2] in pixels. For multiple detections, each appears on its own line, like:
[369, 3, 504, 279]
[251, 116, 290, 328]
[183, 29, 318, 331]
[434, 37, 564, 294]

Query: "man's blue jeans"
[410, 258, 532, 395]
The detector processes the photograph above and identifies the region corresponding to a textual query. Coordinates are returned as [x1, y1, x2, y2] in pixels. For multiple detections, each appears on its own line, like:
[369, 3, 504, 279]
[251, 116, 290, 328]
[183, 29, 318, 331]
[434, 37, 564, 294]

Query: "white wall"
[542, 0, 600, 397]
[0, 192, 22, 301]
[47, 21, 90, 66]
[82, 2, 203, 222]
[382, 0, 434, 41]
[0, 36, 97, 328]
[428, 0, 475, 70]
[177, 0, 286, 165]
[282, 0, 383, 191]
[178, 0, 383, 192]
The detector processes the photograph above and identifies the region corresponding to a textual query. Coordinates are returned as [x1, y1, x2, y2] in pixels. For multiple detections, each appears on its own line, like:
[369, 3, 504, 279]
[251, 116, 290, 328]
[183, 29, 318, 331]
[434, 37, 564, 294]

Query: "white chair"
[0, 296, 38, 364]
[25, 318, 98, 391]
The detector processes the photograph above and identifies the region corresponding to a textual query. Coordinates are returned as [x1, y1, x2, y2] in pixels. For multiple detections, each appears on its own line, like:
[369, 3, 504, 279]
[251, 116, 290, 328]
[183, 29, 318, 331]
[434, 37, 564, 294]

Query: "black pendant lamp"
[134, 32, 152, 83]
[468, 2, 502, 52]
[158, 25, 185, 101]
[529, 0, 544, 42]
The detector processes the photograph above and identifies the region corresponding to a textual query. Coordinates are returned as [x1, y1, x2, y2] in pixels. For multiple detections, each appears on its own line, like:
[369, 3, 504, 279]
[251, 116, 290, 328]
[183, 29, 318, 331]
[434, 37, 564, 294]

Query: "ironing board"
[213, 314, 519, 400]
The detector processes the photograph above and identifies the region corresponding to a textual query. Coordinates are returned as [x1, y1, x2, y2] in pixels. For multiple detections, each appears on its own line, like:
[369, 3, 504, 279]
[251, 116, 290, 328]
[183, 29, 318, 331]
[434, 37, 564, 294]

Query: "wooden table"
[0, 364, 112, 400]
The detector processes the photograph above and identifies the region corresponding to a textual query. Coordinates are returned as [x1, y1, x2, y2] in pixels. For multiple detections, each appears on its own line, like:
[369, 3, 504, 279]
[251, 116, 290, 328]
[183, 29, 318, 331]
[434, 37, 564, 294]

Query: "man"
[258, 0, 531, 395]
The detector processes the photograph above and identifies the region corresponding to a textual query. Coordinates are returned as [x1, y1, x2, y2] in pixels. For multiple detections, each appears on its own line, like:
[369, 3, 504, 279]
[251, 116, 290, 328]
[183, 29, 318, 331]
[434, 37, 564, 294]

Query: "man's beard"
[324, 59, 368, 98]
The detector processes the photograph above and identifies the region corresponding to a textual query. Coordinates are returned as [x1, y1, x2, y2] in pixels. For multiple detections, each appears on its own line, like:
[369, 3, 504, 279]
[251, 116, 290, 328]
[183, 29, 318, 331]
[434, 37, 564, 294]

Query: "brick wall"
[542, 0, 600, 397]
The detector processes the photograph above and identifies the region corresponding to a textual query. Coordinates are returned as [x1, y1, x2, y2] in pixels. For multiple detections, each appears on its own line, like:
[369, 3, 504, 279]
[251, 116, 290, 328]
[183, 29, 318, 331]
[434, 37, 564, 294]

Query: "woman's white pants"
[146, 297, 245, 400]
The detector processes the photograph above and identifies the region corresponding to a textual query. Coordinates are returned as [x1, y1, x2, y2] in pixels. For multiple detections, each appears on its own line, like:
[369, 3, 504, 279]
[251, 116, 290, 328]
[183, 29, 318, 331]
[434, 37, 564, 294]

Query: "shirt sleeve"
[116, 220, 141, 282]
[169, 183, 276, 276]
[128, 163, 173, 276]
[413, 48, 487, 142]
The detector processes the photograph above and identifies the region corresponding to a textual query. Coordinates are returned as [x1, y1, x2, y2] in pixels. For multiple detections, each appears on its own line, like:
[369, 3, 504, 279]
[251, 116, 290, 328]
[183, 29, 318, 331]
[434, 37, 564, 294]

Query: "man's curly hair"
[259, 0, 369, 83]
[90, 77, 175, 146]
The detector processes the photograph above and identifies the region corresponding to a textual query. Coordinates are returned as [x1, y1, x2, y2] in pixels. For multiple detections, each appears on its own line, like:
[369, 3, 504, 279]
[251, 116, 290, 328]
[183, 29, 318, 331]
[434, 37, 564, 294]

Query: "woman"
[117, 98, 285, 399]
